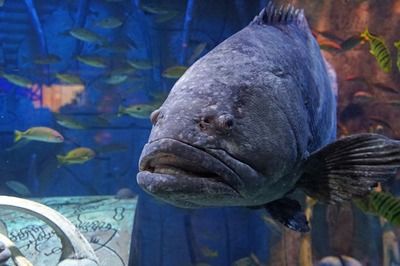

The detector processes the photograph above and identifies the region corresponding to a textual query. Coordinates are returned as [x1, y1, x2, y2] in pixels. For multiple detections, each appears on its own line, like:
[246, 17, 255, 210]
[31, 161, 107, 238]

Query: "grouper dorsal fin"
[250, 2, 310, 33]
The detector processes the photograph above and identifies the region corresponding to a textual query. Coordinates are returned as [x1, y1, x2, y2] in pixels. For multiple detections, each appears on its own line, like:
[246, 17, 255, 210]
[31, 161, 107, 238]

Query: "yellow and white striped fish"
[394, 41, 400, 73]
[361, 28, 392, 73]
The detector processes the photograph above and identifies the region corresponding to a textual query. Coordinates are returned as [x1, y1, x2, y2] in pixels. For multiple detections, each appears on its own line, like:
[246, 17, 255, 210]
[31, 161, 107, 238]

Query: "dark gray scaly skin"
[137, 4, 336, 209]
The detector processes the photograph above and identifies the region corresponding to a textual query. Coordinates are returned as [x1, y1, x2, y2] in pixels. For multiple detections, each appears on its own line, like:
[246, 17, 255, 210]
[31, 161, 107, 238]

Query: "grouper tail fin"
[250, 2, 308, 32]
[297, 133, 400, 204]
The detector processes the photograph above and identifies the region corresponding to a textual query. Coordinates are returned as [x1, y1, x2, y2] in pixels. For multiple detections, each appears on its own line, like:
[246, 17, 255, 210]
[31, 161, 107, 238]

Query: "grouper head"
[137, 4, 334, 208]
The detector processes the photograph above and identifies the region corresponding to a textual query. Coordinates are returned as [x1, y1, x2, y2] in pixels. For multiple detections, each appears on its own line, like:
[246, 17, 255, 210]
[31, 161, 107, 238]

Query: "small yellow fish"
[395, 41, 400, 73]
[55, 115, 86, 129]
[200, 246, 218, 258]
[76, 55, 107, 68]
[141, 4, 170, 15]
[107, 44, 129, 53]
[91, 116, 110, 127]
[162, 66, 188, 79]
[95, 17, 123, 29]
[111, 65, 136, 75]
[33, 54, 61, 65]
[2, 74, 32, 88]
[127, 59, 152, 70]
[155, 11, 179, 23]
[102, 42, 133, 53]
[118, 104, 159, 119]
[15, 126, 64, 143]
[189, 42, 207, 64]
[57, 147, 95, 165]
[5, 181, 31, 196]
[361, 28, 392, 73]
[56, 73, 83, 84]
[69, 28, 106, 44]
[96, 143, 128, 154]
[149, 90, 169, 103]
[105, 74, 128, 84]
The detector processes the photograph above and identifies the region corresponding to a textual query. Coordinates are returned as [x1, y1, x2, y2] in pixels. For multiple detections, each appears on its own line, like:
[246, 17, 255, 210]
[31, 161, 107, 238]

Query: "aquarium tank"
[0, 0, 400, 265]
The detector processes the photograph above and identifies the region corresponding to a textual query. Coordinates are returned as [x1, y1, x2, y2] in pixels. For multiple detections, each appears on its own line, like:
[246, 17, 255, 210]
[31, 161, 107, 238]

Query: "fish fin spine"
[297, 133, 400, 204]
[14, 130, 23, 142]
[250, 2, 302, 26]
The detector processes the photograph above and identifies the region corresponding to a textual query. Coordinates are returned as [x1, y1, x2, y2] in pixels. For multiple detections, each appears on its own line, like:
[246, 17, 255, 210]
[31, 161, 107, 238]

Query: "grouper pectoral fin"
[297, 133, 400, 204]
[263, 197, 310, 233]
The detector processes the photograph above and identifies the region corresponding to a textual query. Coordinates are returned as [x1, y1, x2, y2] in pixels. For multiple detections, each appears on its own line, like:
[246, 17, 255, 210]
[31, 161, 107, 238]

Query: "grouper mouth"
[137, 138, 245, 207]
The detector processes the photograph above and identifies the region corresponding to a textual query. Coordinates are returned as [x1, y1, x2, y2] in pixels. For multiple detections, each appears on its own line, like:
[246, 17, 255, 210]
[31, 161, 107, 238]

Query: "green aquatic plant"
[354, 191, 400, 225]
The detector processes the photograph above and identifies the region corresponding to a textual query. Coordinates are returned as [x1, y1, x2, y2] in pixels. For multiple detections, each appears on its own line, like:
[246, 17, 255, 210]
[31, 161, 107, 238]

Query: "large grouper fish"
[137, 2, 400, 232]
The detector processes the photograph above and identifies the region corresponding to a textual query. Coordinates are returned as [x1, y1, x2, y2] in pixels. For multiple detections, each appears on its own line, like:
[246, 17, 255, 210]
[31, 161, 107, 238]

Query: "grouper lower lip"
[137, 138, 245, 206]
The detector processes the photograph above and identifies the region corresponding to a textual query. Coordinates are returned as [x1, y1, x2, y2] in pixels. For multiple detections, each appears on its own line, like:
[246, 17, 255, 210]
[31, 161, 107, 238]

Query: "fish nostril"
[217, 114, 234, 130]
[199, 120, 208, 130]
[198, 116, 212, 130]
[198, 114, 234, 132]
[199, 122, 205, 130]
[150, 109, 160, 125]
